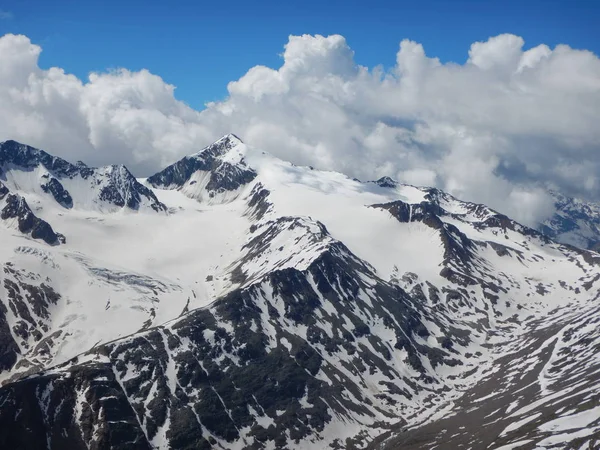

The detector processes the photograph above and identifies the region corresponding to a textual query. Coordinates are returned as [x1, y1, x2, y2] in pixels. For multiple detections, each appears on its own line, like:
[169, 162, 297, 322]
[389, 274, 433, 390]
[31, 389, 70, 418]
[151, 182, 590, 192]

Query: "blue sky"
[0, 0, 598, 110]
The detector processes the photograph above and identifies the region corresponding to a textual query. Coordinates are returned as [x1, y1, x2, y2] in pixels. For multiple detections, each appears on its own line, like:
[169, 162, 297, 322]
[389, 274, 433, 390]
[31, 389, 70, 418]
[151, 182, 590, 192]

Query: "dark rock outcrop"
[1, 194, 65, 245]
[40, 176, 73, 208]
[0, 363, 150, 450]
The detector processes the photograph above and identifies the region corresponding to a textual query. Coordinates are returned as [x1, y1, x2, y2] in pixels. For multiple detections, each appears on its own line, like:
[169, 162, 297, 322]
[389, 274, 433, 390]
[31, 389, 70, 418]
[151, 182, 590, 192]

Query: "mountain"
[0, 136, 599, 450]
[147, 134, 257, 204]
[0, 140, 166, 213]
[540, 191, 600, 252]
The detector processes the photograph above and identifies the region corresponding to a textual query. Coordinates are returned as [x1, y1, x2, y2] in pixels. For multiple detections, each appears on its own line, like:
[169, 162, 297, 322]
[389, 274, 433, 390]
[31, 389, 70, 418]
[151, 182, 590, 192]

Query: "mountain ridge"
[0, 140, 167, 213]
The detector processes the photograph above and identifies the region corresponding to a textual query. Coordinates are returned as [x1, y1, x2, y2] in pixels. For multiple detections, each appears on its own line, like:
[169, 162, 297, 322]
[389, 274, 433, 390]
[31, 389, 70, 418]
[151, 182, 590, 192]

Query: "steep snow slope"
[0, 135, 598, 450]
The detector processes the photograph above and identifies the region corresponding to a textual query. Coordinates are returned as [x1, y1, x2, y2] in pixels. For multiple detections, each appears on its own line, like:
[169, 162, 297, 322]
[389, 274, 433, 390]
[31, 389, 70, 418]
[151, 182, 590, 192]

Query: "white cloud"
[468, 34, 524, 71]
[0, 32, 599, 226]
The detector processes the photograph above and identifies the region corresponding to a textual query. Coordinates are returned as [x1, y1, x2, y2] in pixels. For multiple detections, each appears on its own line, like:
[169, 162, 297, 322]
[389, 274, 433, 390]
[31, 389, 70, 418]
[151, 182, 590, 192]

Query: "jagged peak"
[219, 133, 243, 144]
[0, 139, 55, 158]
[0, 140, 165, 212]
[147, 134, 256, 198]
[1, 140, 107, 177]
[1, 139, 54, 160]
[0, 139, 20, 147]
[98, 163, 132, 176]
[0, 140, 129, 175]
[229, 215, 339, 289]
[373, 176, 399, 188]
[188, 133, 245, 160]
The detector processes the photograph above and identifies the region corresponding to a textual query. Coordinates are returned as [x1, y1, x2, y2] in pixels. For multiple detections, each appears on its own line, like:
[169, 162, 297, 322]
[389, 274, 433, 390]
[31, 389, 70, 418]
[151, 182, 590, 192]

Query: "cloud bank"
[0, 33, 599, 225]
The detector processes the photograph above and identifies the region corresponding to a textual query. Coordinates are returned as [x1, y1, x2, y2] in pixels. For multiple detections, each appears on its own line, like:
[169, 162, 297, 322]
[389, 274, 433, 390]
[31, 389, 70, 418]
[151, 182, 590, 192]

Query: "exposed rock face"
[1, 193, 65, 245]
[0, 301, 19, 373]
[0, 362, 150, 450]
[0, 262, 62, 375]
[40, 176, 73, 208]
[0, 181, 8, 200]
[373, 301, 600, 450]
[0, 140, 86, 177]
[0, 140, 166, 212]
[96, 165, 167, 211]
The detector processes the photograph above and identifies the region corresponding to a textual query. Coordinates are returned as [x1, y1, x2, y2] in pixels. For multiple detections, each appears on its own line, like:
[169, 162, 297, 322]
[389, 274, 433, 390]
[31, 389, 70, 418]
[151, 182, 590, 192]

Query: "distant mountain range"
[0, 135, 598, 450]
[542, 191, 600, 252]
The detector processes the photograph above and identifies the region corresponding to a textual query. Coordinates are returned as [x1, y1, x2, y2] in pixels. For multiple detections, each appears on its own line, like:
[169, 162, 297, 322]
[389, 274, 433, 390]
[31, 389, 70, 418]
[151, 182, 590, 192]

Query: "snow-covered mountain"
[0, 135, 599, 450]
[147, 134, 257, 204]
[0, 140, 166, 213]
[540, 191, 600, 252]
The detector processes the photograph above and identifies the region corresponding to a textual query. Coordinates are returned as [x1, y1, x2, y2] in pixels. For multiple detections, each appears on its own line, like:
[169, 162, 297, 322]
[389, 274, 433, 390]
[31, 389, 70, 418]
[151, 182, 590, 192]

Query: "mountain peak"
[0, 139, 21, 147]
[147, 134, 256, 203]
[188, 133, 245, 161]
[219, 133, 243, 144]
[373, 176, 398, 188]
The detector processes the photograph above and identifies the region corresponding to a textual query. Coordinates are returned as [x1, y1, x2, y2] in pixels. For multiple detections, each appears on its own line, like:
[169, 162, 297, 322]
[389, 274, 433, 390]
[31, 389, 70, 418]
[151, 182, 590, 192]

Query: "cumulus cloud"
[0, 33, 599, 225]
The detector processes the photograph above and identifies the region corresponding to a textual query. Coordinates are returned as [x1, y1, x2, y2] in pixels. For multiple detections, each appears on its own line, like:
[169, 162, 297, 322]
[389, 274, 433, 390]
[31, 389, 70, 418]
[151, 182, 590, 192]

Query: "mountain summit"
[0, 136, 598, 450]
[147, 133, 256, 204]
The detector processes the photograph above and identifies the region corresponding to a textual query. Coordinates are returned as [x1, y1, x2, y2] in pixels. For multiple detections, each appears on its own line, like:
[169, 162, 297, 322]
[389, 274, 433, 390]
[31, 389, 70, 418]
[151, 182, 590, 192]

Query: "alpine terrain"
[541, 192, 600, 253]
[0, 135, 599, 450]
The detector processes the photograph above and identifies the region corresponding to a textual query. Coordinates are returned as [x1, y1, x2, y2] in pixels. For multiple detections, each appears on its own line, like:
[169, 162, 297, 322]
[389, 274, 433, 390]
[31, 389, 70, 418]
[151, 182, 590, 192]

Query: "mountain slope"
[0, 136, 598, 449]
[371, 297, 600, 450]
